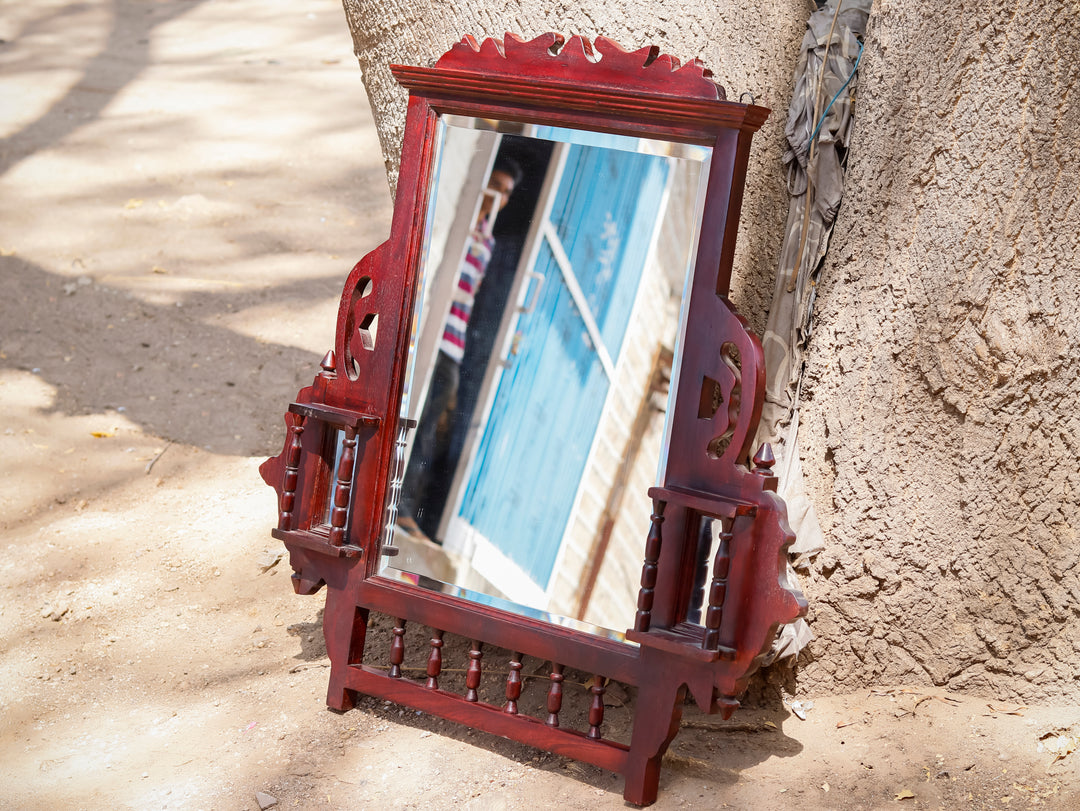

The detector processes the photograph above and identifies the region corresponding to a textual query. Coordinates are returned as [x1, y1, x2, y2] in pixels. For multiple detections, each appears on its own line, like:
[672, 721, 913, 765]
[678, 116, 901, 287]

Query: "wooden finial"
[753, 443, 778, 492]
[752, 443, 775, 475]
[715, 695, 740, 720]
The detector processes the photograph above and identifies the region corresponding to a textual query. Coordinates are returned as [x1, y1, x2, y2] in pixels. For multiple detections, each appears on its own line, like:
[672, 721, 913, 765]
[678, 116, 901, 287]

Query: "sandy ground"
[2, 1, 1079, 809]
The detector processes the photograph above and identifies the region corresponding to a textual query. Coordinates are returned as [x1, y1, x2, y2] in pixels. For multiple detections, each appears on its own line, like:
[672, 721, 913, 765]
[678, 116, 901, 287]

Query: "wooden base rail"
[344, 663, 630, 773]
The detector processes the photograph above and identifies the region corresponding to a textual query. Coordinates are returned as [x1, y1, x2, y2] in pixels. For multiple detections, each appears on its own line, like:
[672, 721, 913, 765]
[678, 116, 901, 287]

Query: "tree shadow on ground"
[1, 0, 208, 180]
[1, 254, 342, 456]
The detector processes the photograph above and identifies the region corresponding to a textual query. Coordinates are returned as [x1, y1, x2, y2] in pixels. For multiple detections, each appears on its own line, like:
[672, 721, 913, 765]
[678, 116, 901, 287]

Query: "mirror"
[380, 116, 712, 636]
[261, 34, 807, 805]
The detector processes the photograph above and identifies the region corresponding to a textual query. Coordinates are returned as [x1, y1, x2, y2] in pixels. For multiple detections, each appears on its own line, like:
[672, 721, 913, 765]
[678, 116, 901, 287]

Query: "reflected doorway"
[407, 134, 554, 540]
[389, 117, 711, 634]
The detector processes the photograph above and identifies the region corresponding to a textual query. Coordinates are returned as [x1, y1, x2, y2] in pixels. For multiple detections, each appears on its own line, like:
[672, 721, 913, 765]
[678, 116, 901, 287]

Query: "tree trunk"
[340, 0, 1080, 701]
[338, 0, 807, 326]
[799, 2, 1080, 701]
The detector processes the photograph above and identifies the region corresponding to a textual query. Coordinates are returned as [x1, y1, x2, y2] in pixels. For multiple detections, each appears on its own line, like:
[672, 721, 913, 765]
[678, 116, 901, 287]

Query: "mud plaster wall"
[798, 2, 1080, 702]
[338, 0, 807, 331]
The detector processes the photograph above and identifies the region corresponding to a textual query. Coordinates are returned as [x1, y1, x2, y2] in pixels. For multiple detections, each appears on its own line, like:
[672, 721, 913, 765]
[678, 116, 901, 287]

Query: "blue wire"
[809, 39, 865, 145]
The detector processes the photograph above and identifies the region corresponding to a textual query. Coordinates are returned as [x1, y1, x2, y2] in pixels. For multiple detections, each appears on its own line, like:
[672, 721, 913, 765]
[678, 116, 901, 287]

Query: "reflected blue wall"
[459, 141, 670, 588]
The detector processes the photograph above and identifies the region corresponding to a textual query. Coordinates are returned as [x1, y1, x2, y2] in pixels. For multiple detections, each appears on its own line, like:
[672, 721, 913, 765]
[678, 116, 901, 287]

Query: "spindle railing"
[373, 617, 622, 745]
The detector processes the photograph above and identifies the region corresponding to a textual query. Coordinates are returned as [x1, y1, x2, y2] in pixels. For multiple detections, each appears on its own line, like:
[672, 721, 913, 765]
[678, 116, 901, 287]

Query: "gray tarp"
[763, 0, 871, 447]
[759, 0, 871, 665]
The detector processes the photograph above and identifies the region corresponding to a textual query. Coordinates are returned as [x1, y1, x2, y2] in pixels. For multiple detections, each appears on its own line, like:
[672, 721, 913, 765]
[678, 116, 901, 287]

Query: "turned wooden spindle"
[546, 663, 564, 727]
[278, 417, 305, 530]
[504, 652, 523, 714]
[426, 629, 444, 690]
[587, 675, 607, 740]
[388, 618, 406, 678]
[715, 694, 741, 720]
[703, 522, 732, 650]
[634, 498, 667, 632]
[465, 641, 484, 702]
[329, 426, 357, 546]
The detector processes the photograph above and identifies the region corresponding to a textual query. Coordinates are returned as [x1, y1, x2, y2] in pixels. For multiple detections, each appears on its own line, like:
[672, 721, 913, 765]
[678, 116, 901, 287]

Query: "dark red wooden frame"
[260, 33, 806, 806]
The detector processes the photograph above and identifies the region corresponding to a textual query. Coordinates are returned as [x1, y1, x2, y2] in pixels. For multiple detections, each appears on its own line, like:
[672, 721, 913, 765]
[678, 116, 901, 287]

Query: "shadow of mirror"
[377, 116, 713, 637]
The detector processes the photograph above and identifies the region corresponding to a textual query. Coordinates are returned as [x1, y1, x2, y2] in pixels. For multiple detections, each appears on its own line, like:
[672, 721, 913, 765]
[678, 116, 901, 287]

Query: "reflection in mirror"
[321, 429, 350, 527]
[381, 115, 712, 636]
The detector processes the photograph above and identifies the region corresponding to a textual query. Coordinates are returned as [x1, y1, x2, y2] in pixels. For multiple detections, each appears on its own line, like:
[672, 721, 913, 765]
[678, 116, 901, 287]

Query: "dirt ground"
[2, 1, 1079, 809]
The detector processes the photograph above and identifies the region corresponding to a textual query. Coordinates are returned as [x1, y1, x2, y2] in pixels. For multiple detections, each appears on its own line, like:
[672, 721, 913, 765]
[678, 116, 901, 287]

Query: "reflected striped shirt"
[440, 233, 494, 363]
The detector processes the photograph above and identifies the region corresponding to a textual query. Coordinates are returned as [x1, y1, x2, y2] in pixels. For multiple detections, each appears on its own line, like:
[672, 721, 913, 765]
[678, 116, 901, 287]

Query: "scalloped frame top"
[433, 32, 727, 102]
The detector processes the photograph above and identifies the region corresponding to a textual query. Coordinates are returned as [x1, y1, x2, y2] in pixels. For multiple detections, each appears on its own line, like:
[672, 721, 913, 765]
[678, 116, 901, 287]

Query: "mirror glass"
[379, 115, 712, 638]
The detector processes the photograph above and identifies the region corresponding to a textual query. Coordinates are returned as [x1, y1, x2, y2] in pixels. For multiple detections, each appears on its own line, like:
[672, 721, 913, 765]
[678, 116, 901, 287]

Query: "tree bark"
[338, 0, 807, 327]
[799, 1, 1080, 701]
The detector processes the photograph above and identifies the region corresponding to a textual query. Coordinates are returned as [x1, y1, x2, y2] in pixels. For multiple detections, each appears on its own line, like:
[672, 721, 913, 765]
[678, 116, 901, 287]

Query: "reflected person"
[397, 156, 523, 539]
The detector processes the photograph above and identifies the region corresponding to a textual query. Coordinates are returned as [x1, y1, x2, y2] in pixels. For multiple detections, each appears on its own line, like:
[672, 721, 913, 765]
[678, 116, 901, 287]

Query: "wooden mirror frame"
[260, 32, 807, 806]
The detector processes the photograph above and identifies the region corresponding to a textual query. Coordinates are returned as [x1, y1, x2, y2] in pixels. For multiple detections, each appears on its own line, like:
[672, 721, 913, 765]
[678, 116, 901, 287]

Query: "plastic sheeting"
[757, 0, 871, 666]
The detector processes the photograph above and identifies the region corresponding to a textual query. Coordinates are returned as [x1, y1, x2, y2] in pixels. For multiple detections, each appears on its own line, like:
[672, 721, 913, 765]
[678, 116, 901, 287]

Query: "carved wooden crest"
[434, 32, 726, 100]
